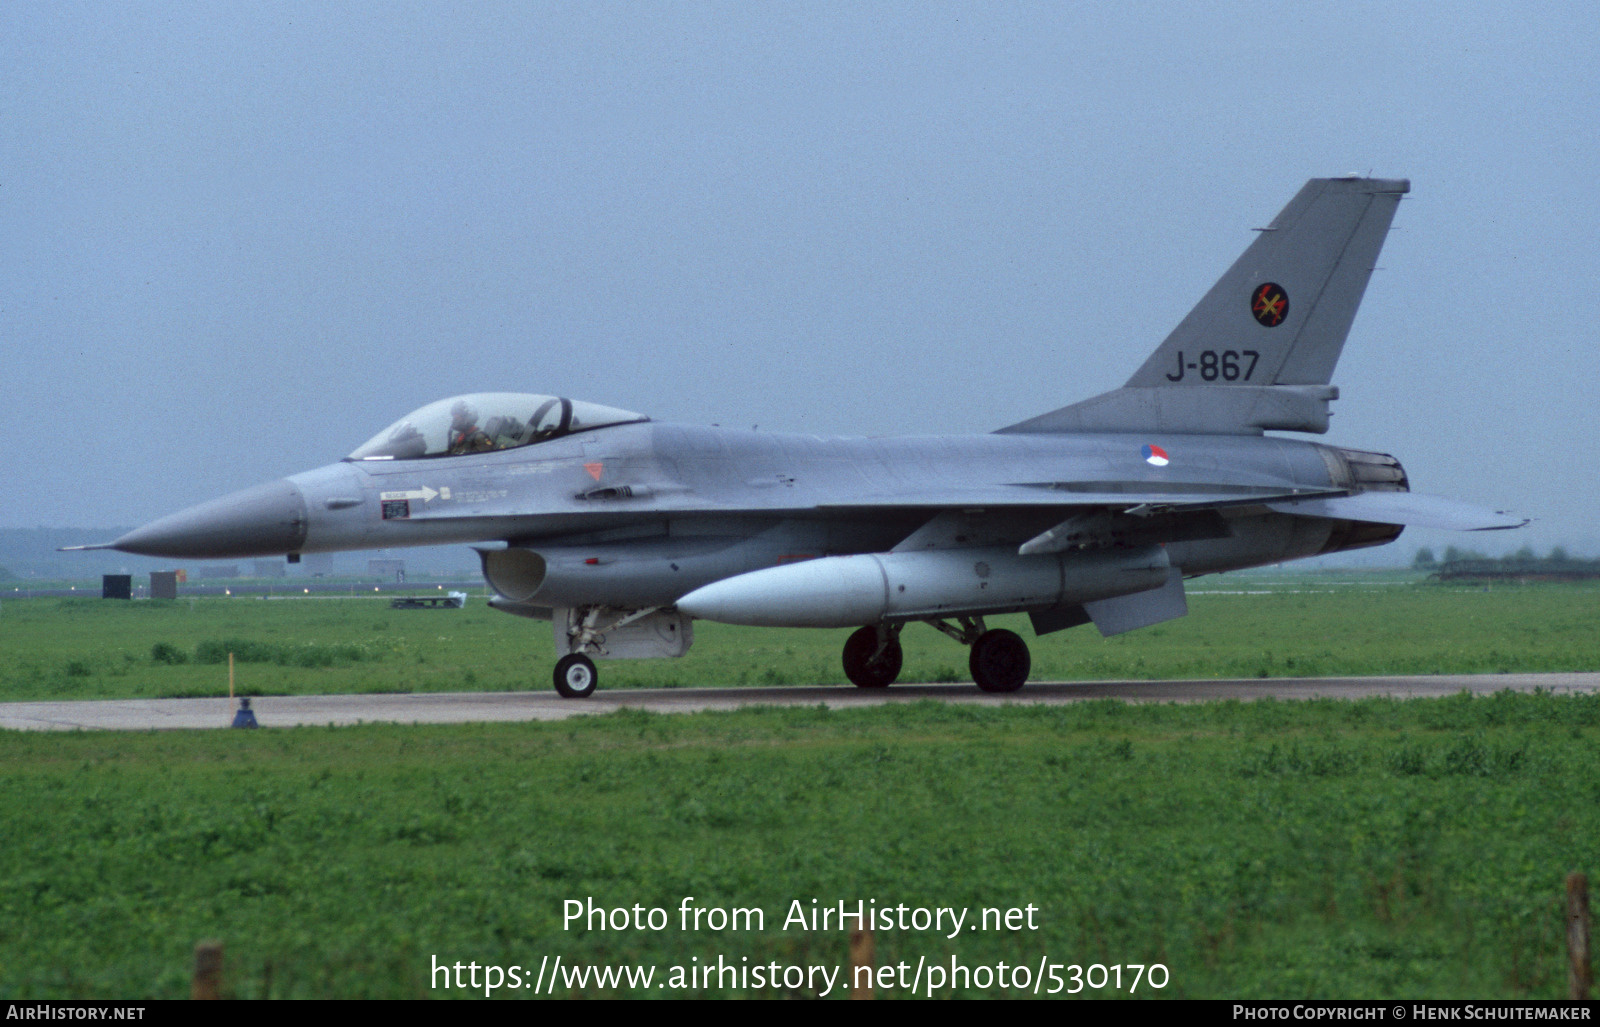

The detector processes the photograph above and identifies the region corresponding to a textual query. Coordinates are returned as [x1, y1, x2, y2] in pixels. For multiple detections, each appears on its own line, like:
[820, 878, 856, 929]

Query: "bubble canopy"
[346, 393, 648, 461]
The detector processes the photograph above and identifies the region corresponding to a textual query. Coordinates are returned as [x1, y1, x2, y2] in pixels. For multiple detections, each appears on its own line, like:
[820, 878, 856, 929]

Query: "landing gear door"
[552, 607, 694, 659]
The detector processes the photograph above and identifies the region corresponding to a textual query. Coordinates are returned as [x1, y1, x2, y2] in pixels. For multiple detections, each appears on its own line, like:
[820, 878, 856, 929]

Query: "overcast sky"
[5, 2, 1596, 556]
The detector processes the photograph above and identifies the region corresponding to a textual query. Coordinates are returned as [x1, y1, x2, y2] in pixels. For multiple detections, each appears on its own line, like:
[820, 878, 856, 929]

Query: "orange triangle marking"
[584, 462, 603, 481]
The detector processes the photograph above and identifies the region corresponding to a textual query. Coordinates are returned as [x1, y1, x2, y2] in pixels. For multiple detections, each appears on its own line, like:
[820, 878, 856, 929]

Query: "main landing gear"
[842, 625, 903, 688]
[967, 628, 1030, 693]
[840, 617, 1031, 693]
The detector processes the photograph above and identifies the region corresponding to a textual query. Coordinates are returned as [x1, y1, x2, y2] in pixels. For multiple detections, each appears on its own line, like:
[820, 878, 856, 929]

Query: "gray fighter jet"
[79, 177, 1523, 697]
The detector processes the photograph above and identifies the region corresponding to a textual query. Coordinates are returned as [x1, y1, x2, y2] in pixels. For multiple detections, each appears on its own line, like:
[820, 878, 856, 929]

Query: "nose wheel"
[553, 653, 598, 698]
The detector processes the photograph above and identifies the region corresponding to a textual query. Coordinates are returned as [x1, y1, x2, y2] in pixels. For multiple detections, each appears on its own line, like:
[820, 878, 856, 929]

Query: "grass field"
[2, 574, 1598, 702]
[3, 694, 1600, 998]
[3, 574, 1599, 999]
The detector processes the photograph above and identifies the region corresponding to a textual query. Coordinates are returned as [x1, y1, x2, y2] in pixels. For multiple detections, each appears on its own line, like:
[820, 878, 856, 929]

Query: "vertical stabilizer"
[1126, 176, 1408, 389]
[1002, 176, 1409, 435]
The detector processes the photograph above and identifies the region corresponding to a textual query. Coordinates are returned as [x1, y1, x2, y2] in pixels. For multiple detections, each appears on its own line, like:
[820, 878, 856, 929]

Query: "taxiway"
[2, 673, 1597, 731]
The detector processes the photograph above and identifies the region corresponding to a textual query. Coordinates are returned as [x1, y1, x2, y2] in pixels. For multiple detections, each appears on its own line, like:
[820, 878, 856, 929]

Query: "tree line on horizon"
[1415, 544, 1600, 580]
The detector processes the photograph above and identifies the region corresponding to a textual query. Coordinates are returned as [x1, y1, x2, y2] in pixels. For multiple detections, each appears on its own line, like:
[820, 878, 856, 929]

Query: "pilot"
[447, 401, 493, 454]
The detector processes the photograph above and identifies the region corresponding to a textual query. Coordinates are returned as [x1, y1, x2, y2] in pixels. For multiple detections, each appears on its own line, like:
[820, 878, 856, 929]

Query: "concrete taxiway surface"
[3, 673, 1599, 731]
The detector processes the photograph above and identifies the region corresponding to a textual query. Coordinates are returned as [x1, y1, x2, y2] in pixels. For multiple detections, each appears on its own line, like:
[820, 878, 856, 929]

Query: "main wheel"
[553, 653, 598, 698]
[842, 626, 903, 688]
[969, 629, 1030, 693]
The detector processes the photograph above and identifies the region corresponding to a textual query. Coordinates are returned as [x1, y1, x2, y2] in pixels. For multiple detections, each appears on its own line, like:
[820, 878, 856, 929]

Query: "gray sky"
[5, 2, 1596, 556]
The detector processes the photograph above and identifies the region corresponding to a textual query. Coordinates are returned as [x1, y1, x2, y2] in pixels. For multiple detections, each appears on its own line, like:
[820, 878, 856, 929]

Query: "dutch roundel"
[1142, 444, 1170, 467]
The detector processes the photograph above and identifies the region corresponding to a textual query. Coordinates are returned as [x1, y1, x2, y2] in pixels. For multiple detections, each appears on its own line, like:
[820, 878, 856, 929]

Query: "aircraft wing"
[1265, 491, 1527, 531]
[814, 482, 1346, 513]
[391, 480, 1350, 523]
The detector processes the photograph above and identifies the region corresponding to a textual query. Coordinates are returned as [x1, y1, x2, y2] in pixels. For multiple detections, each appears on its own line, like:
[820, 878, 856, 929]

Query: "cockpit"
[346, 393, 649, 461]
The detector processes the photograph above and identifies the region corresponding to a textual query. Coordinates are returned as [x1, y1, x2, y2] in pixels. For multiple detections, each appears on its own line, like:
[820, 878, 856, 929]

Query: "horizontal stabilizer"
[1029, 605, 1091, 636]
[1265, 492, 1527, 531]
[1082, 568, 1189, 636]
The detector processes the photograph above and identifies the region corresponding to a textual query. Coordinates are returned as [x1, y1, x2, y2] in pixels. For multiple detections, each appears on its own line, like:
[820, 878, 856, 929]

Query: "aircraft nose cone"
[112, 479, 310, 558]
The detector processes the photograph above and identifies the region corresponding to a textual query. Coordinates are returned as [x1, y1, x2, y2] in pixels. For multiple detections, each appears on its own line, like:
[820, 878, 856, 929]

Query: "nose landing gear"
[553, 653, 598, 698]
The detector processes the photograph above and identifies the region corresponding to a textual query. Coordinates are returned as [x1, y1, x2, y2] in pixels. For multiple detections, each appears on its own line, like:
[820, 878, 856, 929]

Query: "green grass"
[3, 694, 1600, 998]
[5, 574, 1599, 998]
[1, 576, 1597, 701]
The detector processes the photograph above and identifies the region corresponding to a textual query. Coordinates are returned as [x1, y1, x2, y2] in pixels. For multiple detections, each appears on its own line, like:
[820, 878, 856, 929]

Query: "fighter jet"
[79, 176, 1523, 697]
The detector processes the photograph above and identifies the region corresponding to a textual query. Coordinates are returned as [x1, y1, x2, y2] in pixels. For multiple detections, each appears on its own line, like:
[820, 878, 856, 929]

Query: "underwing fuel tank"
[676, 545, 1171, 628]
